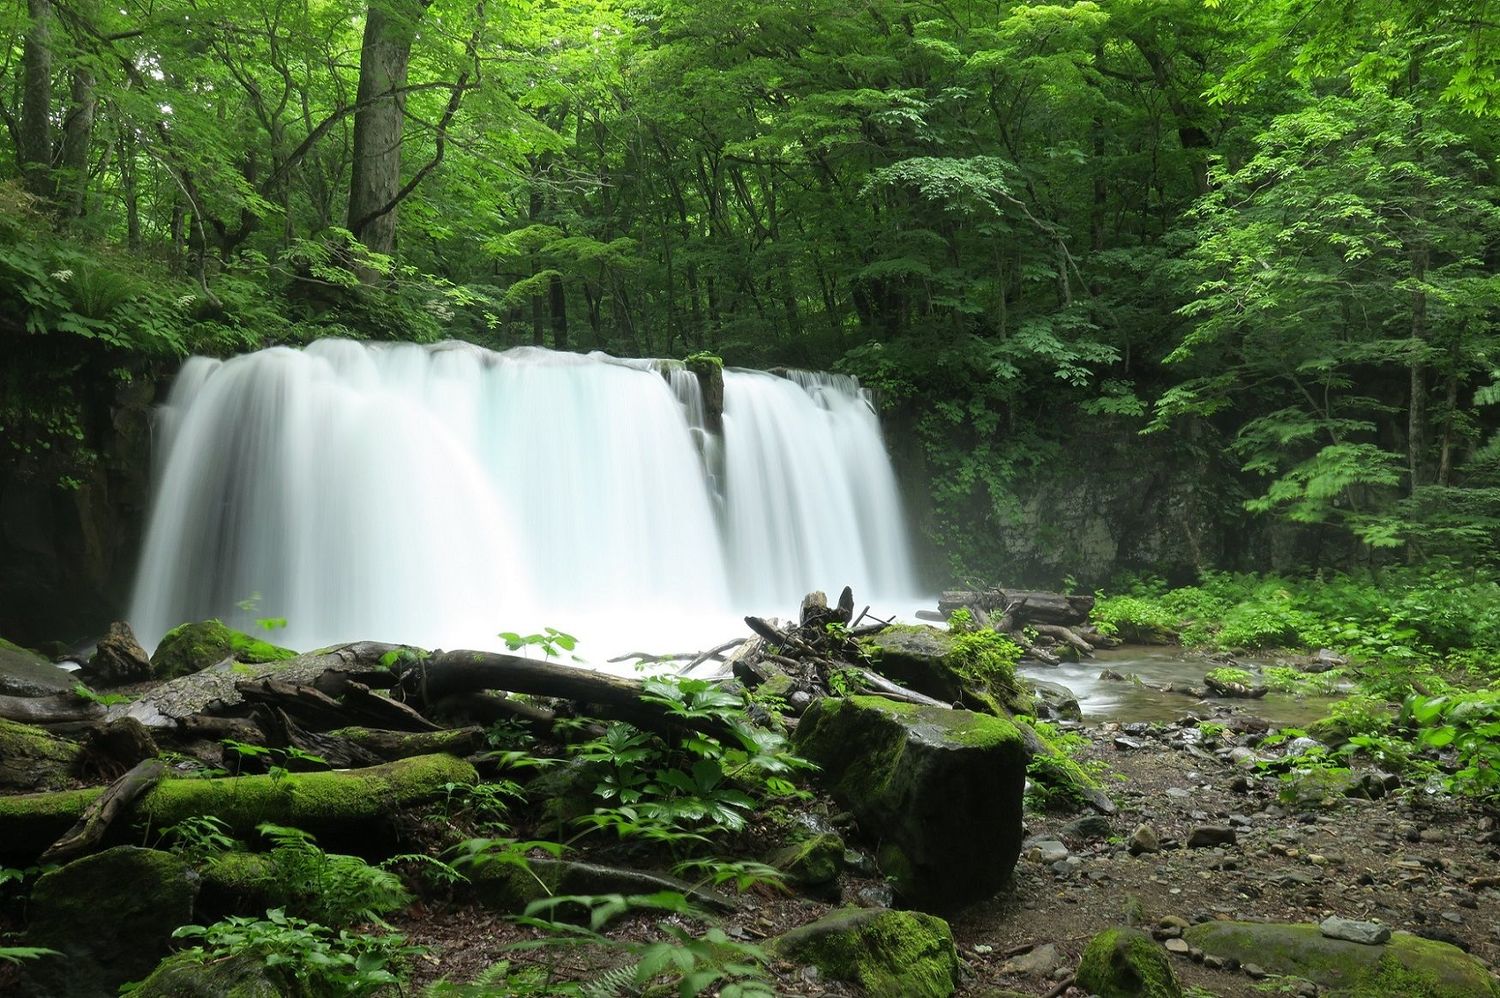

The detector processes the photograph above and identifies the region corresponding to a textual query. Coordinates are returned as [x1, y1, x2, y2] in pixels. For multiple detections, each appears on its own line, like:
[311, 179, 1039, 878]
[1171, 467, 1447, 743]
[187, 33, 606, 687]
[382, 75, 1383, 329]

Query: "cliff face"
[0, 375, 157, 649]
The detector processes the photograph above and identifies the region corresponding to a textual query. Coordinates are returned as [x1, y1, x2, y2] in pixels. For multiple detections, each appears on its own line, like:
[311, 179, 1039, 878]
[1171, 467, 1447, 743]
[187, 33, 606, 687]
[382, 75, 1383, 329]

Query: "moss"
[199, 851, 281, 914]
[0, 717, 80, 791]
[0, 785, 102, 862]
[770, 831, 844, 887]
[1183, 922, 1499, 997]
[772, 907, 959, 998]
[128, 951, 286, 997]
[859, 625, 1031, 717]
[1076, 927, 1182, 998]
[137, 753, 477, 837]
[151, 620, 296, 679]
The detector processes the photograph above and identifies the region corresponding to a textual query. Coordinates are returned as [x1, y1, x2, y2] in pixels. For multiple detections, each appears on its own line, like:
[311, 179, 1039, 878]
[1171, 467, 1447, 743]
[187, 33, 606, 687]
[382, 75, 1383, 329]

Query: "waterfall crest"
[129, 340, 918, 656]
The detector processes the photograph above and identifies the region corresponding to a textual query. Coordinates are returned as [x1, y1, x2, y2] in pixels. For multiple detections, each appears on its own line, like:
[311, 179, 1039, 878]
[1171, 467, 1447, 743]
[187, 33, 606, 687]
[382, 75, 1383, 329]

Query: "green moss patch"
[151, 619, 296, 679]
[1076, 927, 1181, 998]
[860, 625, 1031, 716]
[772, 907, 959, 998]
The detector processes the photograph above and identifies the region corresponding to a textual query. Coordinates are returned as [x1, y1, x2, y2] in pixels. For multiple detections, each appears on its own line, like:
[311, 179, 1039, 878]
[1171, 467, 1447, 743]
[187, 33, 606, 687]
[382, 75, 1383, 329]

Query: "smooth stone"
[1320, 916, 1392, 945]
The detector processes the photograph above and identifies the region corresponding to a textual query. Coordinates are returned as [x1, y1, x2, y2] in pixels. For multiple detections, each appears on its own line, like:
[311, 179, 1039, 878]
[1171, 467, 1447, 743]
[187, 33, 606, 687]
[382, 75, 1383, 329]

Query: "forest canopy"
[2, 0, 1497, 580]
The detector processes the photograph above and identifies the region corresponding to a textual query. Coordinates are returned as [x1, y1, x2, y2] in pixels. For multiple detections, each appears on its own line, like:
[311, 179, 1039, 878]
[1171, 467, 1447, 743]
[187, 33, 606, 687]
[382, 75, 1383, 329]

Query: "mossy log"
[0, 753, 477, 862]
[325, 724, 485, 760]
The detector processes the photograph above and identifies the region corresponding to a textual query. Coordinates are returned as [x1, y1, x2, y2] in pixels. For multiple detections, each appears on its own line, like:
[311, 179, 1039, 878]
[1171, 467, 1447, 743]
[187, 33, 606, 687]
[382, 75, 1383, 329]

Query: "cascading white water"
[129, 339, 919, 657]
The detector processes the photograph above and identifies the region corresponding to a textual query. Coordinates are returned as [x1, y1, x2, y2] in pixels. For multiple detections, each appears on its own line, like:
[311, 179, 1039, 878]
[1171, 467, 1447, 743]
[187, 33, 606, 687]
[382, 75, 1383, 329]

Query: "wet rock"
[83, 622, 152, 686]
[1029, 679, 1082, 721]
[1320, 916, 1391, 945]
[793, 696, 1027, 913]
[0, 718, 80, 791]
[1076, 926, 1182, 998]
[771, 907, 960, 998]
[0, 638, 75, 697]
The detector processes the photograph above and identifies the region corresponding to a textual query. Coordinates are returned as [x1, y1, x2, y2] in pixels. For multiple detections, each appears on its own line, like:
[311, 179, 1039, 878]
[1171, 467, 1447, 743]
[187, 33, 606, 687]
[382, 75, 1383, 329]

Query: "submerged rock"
[1184, 921, 1499, 997]
[771, 907, 960, 998]
[150, 619, 296, 679]
[793, 695, 1026, 913]
[0, 638, 75, 697]
[1076, 926, 1182, 998]
[20, 846, 199, 997]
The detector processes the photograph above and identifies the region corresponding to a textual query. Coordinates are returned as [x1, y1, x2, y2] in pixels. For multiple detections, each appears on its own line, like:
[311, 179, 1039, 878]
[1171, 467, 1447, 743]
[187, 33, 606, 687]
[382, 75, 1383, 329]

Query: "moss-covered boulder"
[793, 695, 1027, 912]
[1184, 921, 1500, 997]
[150, 620, 296, 679]
[770, 830, 844, 890]
[0, 637, 75, 697]
[772, 907, 959, 997]
[127, 951, 286, 997]
[0, 717, 79, 791]
[21, 846, 199, 997]
[1076, 927, 1182, 998]
[860, 625, 1033, 716]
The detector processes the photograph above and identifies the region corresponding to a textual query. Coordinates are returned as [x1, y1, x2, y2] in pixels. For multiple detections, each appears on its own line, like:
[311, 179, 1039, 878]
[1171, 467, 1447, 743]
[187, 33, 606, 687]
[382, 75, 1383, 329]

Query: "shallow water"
[1021, 645, 1343, 727]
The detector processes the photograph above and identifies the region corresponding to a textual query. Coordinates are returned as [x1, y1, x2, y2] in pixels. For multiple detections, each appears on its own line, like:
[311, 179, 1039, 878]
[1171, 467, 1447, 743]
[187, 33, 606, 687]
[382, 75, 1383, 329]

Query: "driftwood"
[847, 666, 950, 708]
[939, 589, 1095, 625]
[1032, 624, 1094, 655]
[39, 758, 166, 864]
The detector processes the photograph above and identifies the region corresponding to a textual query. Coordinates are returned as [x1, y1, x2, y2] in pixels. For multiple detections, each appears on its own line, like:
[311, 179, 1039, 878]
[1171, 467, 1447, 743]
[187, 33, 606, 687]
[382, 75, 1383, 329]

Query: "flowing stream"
[128, 340, 921, 657]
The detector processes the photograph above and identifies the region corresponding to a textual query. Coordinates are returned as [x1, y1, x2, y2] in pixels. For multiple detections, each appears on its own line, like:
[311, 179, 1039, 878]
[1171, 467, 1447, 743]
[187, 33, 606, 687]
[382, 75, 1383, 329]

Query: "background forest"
[2, 0, 1499, 591]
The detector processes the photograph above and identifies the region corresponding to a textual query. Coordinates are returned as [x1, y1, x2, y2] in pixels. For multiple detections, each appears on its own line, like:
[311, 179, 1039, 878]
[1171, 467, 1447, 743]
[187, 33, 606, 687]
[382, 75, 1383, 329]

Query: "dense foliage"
[2, 0, 1497, 577]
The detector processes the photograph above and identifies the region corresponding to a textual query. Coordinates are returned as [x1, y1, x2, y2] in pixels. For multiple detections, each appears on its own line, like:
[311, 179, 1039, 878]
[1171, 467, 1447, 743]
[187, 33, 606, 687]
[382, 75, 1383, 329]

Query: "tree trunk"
[58, 68, 96, 218]
[347, 0, 431, 257]
[549, 272, 568, 351]
[19, 0, 55, 200]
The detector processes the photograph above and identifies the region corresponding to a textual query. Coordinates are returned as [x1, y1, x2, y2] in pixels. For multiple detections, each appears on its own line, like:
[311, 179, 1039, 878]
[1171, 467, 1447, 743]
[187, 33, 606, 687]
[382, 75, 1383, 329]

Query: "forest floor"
[391, 697, 1500, 997]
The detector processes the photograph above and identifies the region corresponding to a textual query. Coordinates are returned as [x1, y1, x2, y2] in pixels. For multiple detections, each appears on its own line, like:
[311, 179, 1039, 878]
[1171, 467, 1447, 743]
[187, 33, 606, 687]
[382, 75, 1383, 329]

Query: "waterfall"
[128, 340, 919, 657]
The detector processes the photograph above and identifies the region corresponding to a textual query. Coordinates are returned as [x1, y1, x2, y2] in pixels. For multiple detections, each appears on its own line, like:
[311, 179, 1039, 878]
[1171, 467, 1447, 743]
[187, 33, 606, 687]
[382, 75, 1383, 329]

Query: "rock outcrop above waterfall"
[792, 695, 1028, 913]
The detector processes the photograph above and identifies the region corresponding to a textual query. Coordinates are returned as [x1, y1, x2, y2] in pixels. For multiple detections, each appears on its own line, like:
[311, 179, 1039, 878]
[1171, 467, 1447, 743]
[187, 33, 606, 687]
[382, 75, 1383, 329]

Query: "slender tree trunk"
[58, 69, 96, 218]
[120, 133, 141, 252]
[19, 0, 55, 200]
[347, 0, 431, 257]
[549, 273, 568, 352]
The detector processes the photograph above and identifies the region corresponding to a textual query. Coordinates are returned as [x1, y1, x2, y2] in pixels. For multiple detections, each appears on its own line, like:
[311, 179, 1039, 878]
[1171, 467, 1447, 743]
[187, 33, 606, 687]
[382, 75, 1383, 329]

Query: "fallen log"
[0, 691, 102, 726]
[846, 666, 950, 709]
[0, 753, 478, 863]
[325, 724, 486, 761]
[1032, 624, 1095, 656]
[395, 650, 740, 741]
[939, 589, 1094, 626]
[40, 758, 166, 864]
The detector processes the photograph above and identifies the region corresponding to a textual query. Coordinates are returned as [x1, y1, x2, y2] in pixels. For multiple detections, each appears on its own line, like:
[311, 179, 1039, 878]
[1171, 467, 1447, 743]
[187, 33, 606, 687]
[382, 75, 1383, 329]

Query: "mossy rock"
[1076, 926, 1182, 998]
[793, 695, 1027, 913]
[860, 625, 1032, 717]
[0, 717, 79, 792]
[1184, 921, 1500, 997]
[22, 846, 200, 997]
[770, 830, 844, 888]
[1015, 717, 1114, 814]
[198, 851, 280, 916]
[128, 951, 287, 997]
[151, 620, 296, 679]
[0, 637, 75, 697]
[772, 907, 959, 997]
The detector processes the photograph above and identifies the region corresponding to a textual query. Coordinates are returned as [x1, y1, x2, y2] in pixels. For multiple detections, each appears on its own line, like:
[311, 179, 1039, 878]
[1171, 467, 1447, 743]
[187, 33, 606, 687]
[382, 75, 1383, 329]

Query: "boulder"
[1030, 679, 1083, 721]
[771, 907, 960, 998]
[1076, 927, 1182, 998]
[150, 620, 296, 679]
[1184, 921, 1499, 997]
[793, 695, 1027, 912]
[860, 625, 1032, 716]
[0, 638, 75, 697]
[770, 831, 844, 890]
[84, 621, 153, 686]
[127, 952, 284, 997]
[20, 846, 199, 997]
[0, 718, 79, 791]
